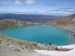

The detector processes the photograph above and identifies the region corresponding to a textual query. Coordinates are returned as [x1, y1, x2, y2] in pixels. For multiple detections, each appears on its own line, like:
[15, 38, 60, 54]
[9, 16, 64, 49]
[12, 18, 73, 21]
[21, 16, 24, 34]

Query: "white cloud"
[0, 1, 22, 5]
[0, 1, 12, 5]
[25, 0, 36, 4]
[0, 0, 36, 6]
[14, 1, 22, 5]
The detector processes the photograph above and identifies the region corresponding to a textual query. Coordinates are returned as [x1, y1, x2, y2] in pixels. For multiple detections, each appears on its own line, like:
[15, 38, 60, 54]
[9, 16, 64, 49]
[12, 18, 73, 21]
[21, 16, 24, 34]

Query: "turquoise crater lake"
[0, 25, 72, 45]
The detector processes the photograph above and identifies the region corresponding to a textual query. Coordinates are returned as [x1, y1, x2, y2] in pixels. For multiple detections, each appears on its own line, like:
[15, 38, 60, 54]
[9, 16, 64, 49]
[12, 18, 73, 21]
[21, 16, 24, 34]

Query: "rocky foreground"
[0, 35, 56, 56]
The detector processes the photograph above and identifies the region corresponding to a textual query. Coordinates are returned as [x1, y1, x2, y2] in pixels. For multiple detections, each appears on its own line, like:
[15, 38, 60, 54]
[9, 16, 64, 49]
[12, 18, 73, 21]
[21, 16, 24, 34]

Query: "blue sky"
[0, 0, 75, 15]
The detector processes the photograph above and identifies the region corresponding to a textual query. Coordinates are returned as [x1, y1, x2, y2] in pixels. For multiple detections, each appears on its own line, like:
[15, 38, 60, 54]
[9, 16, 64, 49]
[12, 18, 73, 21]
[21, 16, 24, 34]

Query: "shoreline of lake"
[0, 19, 75, 45]
[0, 24, 73, 45]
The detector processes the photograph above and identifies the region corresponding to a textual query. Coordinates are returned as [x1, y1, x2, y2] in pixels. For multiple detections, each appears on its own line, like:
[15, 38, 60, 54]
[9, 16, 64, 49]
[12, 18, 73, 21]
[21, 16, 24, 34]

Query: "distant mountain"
[0, 13, 63, 22]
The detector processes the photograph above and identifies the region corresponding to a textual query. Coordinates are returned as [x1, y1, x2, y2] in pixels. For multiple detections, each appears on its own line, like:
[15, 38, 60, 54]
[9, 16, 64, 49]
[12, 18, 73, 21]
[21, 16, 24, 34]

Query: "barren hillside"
[0, 19, 34, 30]
[47, 14, 75, 33]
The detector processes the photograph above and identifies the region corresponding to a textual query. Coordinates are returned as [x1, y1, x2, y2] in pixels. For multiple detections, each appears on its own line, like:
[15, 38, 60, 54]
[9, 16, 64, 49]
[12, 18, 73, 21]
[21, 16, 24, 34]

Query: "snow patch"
[34, 44, 75, 56]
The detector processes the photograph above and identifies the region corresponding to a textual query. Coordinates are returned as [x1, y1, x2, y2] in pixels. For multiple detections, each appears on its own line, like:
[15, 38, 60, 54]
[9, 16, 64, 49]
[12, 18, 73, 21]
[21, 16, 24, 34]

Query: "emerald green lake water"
[0, 25, 72, 45]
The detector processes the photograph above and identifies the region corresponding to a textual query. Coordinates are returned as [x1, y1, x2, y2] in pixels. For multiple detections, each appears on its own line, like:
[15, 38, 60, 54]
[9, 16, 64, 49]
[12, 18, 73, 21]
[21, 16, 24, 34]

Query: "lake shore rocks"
[0, 35, 56, 56]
